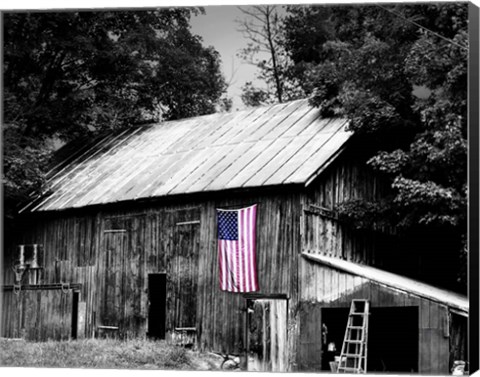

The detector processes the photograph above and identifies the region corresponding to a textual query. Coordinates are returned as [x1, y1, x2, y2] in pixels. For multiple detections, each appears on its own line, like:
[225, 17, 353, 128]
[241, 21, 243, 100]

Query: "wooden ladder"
[337, 299, 370, 374]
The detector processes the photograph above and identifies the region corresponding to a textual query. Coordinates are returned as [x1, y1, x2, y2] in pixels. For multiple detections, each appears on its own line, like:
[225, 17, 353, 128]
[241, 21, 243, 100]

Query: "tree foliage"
[3, 9, 227, 220]
[283, 3, 468, 290]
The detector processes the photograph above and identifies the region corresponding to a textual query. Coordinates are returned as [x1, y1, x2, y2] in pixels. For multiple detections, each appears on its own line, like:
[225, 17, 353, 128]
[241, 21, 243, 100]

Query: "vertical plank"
[430, 328, 449, 374]
[420, 299, 430, 329]
[429, 302, 440, 330]
[369, 283, 380, 307]
[330, 269, 339, 306]
[419, 329, 431, 374]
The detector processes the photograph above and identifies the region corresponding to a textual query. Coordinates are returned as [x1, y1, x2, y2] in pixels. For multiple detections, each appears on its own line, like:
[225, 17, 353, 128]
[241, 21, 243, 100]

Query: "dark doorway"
[368, 307, 418, 373]
[322, 306, 418, 373]
[71, 291, 80, 339]
[148, 273, 167, 339]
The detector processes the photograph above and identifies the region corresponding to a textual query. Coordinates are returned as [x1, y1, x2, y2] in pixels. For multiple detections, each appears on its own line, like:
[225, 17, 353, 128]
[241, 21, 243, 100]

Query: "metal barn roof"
[302, 253, 468, 314]
[24, 99, 351, 212]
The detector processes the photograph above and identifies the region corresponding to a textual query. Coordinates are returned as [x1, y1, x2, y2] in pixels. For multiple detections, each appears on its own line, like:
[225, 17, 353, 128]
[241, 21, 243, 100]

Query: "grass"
[0, 338, 223, 370]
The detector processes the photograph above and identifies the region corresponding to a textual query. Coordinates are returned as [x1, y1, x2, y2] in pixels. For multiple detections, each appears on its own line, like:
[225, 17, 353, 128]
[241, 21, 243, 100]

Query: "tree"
[237, 5, 304, 106]
[283, 3, 468, 291]
[3, 9, 227, 222]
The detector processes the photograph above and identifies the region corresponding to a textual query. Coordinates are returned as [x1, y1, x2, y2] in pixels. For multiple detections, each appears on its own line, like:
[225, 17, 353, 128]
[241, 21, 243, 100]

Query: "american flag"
[217, 204, 258, 292]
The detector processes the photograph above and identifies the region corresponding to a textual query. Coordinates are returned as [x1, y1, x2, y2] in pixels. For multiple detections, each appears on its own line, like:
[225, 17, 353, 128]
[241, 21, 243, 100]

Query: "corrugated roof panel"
[213, 104, 282, 147]
[152, 145, 224, 197]
[25, 99, 353, 212]
[46, 129, 134, 191]
[298, 116, 342, 136]
[259, 103, 314, 141]
[204, 139, 272, 192]
[263, 130, 343, 186]
[163, 111, 236, 154]
[239, 100, 305, 142]
[169, 144, 236, 195]
[131, 150, 198, 200]
[106, 155, 158, 202]
[285, 130, 351, 184]
[176, 142, 251, 195]
[242, 135, 312, 187]
[225, 137, 293, 189]
[280, 106, 324, 137]
[61, 131, 154, 208]
[190, 141, 258, 193]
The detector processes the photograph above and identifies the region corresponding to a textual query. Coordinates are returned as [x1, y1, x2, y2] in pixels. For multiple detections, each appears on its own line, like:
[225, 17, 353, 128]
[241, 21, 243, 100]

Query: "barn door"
[170, 213, 200, 330]
[247, 298, 288, 372]
[99, 216, 145, 338]
[100, 219, 128, 335]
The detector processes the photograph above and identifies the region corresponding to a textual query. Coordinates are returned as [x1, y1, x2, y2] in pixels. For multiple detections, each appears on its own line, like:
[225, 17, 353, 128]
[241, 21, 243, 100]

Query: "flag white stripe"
[228, 241, 235, 292]
[224, 240, 231, 291]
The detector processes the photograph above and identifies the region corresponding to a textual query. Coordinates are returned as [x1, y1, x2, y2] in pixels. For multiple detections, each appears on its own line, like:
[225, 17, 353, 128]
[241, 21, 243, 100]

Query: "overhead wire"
[375, 4, 469, 52]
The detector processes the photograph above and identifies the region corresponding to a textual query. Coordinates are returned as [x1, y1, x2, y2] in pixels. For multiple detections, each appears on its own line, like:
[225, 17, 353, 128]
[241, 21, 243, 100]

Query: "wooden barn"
[1, 99, 468, 374]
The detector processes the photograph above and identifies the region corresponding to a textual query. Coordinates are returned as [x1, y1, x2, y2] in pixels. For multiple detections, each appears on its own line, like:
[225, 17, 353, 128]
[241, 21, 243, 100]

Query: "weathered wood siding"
[1, 288, 74, 340]
[301, 146, 406, 271]
[2, 190, 302, 357]
[297, 257, 454, 374]
[246, 298, 288, 372]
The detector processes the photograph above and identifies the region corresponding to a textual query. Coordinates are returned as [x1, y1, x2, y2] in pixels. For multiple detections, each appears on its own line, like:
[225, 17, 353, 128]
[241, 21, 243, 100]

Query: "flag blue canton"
[218, 211, 238, 240]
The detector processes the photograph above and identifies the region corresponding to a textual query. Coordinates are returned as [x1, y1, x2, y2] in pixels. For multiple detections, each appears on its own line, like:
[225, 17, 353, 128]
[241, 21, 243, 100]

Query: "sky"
[189, 5, 270, 111]
[190, 6, 254, 110]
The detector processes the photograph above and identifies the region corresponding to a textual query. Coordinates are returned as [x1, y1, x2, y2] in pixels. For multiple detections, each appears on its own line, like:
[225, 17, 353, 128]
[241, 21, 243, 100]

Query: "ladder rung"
[345, 339, 364, 344]
[342, 353, 364, 358]
[348, 326, 364, 329]
[351, 312, 369, 315]
[338, 367, 363, 372]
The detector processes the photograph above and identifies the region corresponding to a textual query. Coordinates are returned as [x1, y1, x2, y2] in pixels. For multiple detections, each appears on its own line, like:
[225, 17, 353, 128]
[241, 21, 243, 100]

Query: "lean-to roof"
[23, 99, 351, 212]
[302, 253, 468, 314]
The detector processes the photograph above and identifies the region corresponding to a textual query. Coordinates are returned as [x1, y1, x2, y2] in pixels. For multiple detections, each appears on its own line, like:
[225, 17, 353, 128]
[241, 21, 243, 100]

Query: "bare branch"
[237, 4, 287, 104]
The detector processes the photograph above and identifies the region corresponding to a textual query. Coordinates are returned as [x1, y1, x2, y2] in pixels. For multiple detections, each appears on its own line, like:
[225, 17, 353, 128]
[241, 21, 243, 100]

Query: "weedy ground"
[0, 338, 223, 370]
